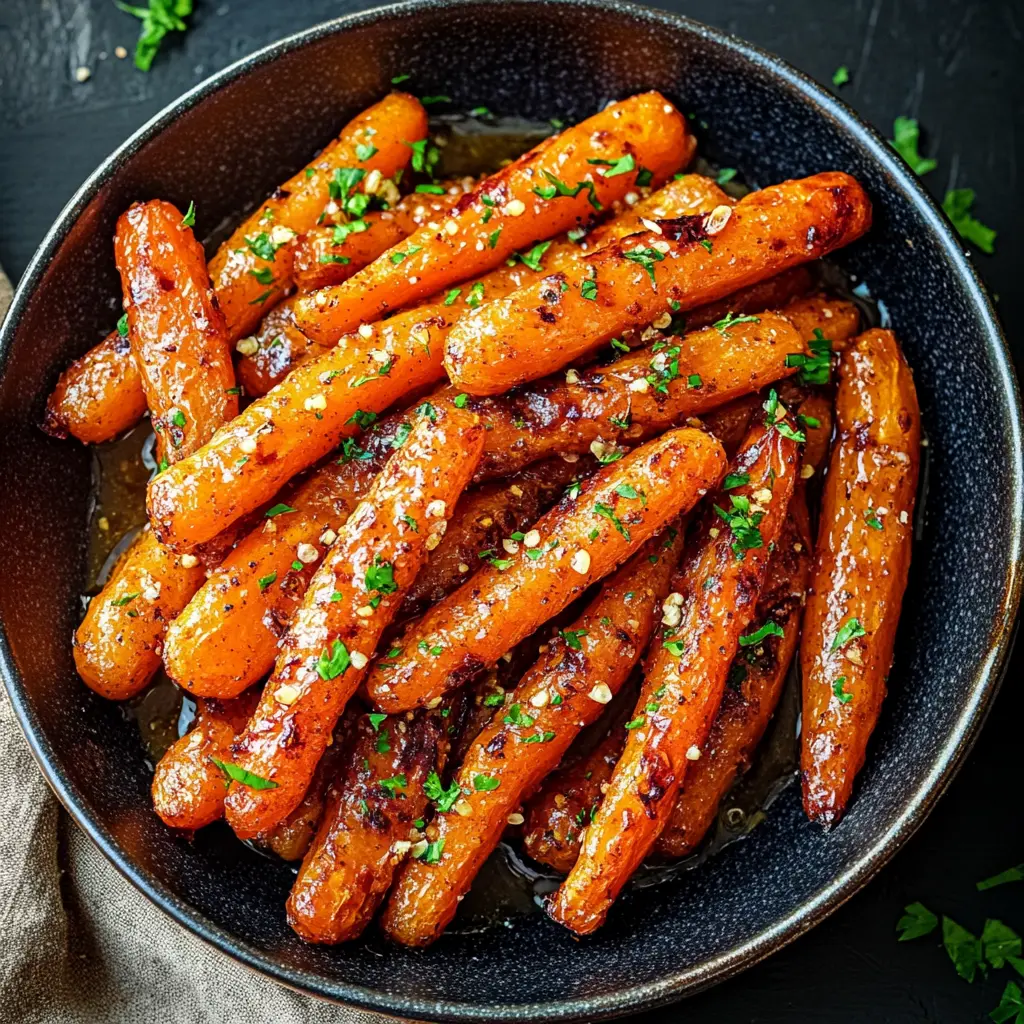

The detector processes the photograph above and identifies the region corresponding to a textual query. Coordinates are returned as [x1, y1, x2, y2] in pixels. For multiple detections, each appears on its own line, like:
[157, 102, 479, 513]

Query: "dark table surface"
[1, 1, 1021, 1021]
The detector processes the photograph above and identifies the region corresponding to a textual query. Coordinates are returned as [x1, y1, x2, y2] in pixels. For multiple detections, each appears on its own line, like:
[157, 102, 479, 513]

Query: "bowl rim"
[1, 0, 1021, 1019]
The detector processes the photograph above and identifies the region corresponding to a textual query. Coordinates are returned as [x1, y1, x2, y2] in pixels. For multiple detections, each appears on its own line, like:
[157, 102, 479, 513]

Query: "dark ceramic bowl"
[1, 0, 1021, 1019]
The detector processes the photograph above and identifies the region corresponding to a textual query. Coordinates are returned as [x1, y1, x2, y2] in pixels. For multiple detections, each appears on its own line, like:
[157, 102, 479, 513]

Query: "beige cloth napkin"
[0, 273, 386, 1024]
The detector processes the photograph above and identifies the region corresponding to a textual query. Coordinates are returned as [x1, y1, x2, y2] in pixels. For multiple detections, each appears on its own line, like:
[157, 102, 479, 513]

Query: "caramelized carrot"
[295, 92, 693, 342]
[445, 172, 872, 394]
[208, 92, 427, 338]
[466, 297, 858, 480]
[366, 427, 726, 713]
[287, 704, 452, 942]
[151, 689, 260, 830]
[148, 305, 451, 551]
[114, 199, 238, 466]
[162, 457, 378, 699]
[291, 179, 473, 293]
[73, 528, 208, 700]
[239, 173, 728, 397]
[801, 329, 920, 826]
[521, 700, 632, 875]
[42, 330, 147, 443]
[382, 531, 684, 946]
[549, 412, 799, 934]
[223, 408, 484, 838]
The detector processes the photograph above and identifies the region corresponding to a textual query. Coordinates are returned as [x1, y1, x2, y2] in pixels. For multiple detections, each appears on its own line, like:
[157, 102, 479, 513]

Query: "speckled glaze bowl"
[0, 0, 1020, 1019]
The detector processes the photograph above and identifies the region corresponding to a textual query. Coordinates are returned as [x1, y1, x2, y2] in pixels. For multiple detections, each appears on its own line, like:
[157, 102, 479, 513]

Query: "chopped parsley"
[443, 287, 462, 306]
[465, 281, 485, 308]
[355, 142, 378, 162]
[257, 573, 277, 592]
[723, 472, 749, 490]
[663, 639, 685, 657]
[520, 731, 556, 744]
[245, 232, 280, 262]
[110, 592, 140, 608]
[531, 171, 601, 211]
[424, 770, 461, 812]
[211, 759, 277, 790]
[622, 246, 665, 285]
[114, 0, 193, 73]
[346, 409, 377, 429]
[786, 328, 834, 385]
[832, 676, 853, 704]
[180, 200, 196, 227]
[510, 240, 553, 272]
[580, 278, 598, 301]
[716, 167, 738, 185]
[117, 313, 129, 337]
[739, 621, 784, 647]
[896, 902, 938, 941]
[473, 774, 500, 791]
[561, 629, 588, 651]
[588, 153, 636, 177]
[714, 495, 764, 559]
[415, 838, 445, 863]
[379, 774, 407, 796]
[265, 503, 297, 518]
[368, 712, 388, 732]
[890, 117, 937, 176]
[977, 865, 1024, 891]
[593, 501, 630, 540]
[317, 639, 351, 680]
[943, 188, 997, 254]
[503, 703, 534, 728]
[831, 617, 866, 651]
[832, 65, 850, 87]
[712, 312, 760, 337]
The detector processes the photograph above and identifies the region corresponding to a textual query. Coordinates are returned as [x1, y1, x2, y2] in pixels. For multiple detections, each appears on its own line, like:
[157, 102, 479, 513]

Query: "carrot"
[294, 92, 694, 342]
[366, 427, 726, 714]
[801, 329, 920, 827]
[73, 528, 208, 700]
[208, 92, 427, 339]
[382, 530, 685, 946]
[444, 172, 872, 394]
[521, 697, 633, 875]
[238, 173, 728, 398]
[151, 689, 260, 830]
[42, 329, 147, 443]
[466, 297, 859, 481]
[549, 410, 800, 934]
[148, 305, 451, 551]
[223, 407, 485, 838]
[114, 200, 238, 466]
[286, 703, 452, 942]
[291, 178, 474, 293]
[162, 457, 378, 699]
[43, 95, 426, 446]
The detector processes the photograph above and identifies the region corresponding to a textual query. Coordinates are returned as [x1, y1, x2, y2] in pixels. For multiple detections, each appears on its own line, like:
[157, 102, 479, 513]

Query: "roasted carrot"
[148, 305, 452, 551]
[444, 172, 872, 394]
[366, 427, 726, 714]
[151, 689, 261, 830]
[382, 530, 685, 946]
[42, 329, 147, 443]
[295, 92, 693, 342]
[801, 329, 920, 827]
[223, 408, 484, 838]
[162, 457, 378, 699]
[466, 297, 858, 481]
[238, 173, 728, 398]
[208, 92, 427, 338]
[549, 411, 800, 934]
[73, 528, 208, 700]
[287, 703, 452, 942]
[114, 199, 238, 466]
[521, 696, 632, 875]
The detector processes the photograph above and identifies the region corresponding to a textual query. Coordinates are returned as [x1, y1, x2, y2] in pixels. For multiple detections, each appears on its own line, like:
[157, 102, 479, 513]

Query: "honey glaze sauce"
[83, 113, 913, 935]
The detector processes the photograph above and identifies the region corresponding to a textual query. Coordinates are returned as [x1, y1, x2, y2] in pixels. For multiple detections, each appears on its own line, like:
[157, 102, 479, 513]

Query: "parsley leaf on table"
[943, 188, 997, 254]
[890, 116, 937, 175]
[114, 0, 193, 72]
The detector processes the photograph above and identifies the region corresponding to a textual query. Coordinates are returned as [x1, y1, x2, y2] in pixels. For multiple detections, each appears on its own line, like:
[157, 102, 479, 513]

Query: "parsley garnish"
[355, 142, 378, 162]
[532, 171, 601, 211]
[368, 712, 388, 732]
[593, 501, 629, 540]
[473, 774, 500, 791]
[943, 189, 997, 254]
[561, 629, 588, 651]
[580, 278, 598, 301]
[712, 312, 760, 337]
[116, 313, 129, 337]
[465, 281, 485, 308]
[211, 758, 277, 790]
[503, 703, 535, 728]
[588, 153, 636, 178]
[714, 495, 764, 559]
[424, 770, 461, 811]
[510, 240, 553, 272]
[114, 0, 193, 73]
[943, 917, 986, 982]
[346, 409, 377, 429]
[832, 676, 853, 704]
[317, 639, 351, 680]
[739, 621, 784, 647]
[786, 328, 833, 385]
[265, 503, 297, 518]
[723, 472, 749, 490]
[257, 572, 277, 592]
[365, 557, 397, 601]
[716, 167, 737, 184]
[978, 865, 1024, 891]
[520, 731, 556, 744]
[180, 200, 196, 227]
[443, 287, 462, 306]
[896, 902, 938, 941]
[663, 639, 685, 657]
[832, 65, 850, 87]
[415, 838, 445, 863]
[890, 117, 937, 176]
[110, 592, 140, 607]
[245, 232, 279, 262]
[622, 246, 665, 285]
[831, 617, 866, 651]
[379, 774, 407, 796]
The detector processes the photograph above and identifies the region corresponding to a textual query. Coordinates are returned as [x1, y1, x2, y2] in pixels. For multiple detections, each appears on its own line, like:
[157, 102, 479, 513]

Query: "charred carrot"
[801, 329, 920, 827]
[151, 689, 260, 830]
[223, 407, 484, 838]
[208, 92, 427, 338]
[382, 530, 684, 946]
[287, 703, 451, 942]
[445, 172, 872, 394]
[366, 427, 726, 713]
[42, 329, 148, 443]
[549, 409, 800, 934]
[467, 297, 858, 480]
[295, 92, 693, 342]
[73, 528, 208, 700]
[114, 199, 238, 466]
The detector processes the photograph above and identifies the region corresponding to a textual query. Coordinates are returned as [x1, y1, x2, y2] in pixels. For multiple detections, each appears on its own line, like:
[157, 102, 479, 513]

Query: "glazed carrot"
[382, 530, 684, 946]
[295, 92, 693, 342]
[445, 172, 872, 394]
[467, 297, 858, 480]
[147, 306, 452, 551]
[801, 329, 920, 827]
[366, 427, 726, 714]
[287, 703, 451, 942]
[223, 408, 484, 838]
[114, 199, 238, 466]
[73, 528, 208, 700]
[549, 412, 799, 934]
[151, 689, 261, 830]
[521, 699, 632, 874]
[292, 216, 409, 292]
[162, 457, 378, 698]
[291, 179, 473, 293]
[208, 92, 427, 338]
[42, 329, 147, 443]
[238, 173, 728, 397]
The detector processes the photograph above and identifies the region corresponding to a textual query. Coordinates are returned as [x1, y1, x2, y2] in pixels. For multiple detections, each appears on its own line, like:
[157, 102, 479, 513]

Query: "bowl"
[1, 0, 1021, 1018]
